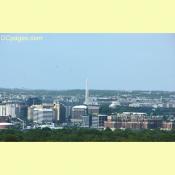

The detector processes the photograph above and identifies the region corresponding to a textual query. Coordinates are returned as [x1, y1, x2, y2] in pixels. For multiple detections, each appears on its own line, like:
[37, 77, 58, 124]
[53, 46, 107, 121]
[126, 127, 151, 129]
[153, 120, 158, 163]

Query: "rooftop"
[73, 105, 87, 109]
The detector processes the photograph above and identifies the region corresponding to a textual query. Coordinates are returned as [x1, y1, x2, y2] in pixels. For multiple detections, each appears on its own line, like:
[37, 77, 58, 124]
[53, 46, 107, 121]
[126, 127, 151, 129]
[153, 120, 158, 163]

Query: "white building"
[0, 103, 18, 118]
[33, 108, 54, 123]
[28, 104, 66, 124]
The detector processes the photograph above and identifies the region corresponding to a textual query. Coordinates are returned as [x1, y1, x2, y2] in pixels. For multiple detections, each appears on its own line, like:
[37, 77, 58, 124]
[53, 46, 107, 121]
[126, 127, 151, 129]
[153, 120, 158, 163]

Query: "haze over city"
[0, 33, 175, 91]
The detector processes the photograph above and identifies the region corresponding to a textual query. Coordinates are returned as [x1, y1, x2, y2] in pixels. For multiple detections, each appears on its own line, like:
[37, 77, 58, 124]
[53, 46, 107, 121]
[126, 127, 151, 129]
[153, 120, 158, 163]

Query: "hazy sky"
[0, 34, 175, 91]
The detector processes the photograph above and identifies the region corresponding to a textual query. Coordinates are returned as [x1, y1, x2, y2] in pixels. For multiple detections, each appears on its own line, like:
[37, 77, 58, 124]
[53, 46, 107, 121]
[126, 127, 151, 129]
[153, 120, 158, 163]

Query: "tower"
[84, 79, 90, 105]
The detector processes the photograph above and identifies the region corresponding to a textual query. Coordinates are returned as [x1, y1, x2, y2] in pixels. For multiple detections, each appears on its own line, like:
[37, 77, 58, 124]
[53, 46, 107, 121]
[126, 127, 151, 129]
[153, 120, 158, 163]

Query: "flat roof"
[73, 105, 87, 109]
[0, 123, 13, 126]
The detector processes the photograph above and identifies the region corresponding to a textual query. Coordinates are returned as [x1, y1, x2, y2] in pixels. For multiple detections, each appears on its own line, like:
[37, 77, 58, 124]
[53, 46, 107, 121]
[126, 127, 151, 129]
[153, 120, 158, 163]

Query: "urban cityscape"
[0, 33, 175, 141]
[1, 80, 175, 130]
[0, 81, 175, 141]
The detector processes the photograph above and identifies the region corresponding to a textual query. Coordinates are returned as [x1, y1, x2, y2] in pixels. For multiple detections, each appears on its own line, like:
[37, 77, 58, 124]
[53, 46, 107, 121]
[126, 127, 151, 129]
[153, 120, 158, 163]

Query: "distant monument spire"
[85, 79, 89, 105]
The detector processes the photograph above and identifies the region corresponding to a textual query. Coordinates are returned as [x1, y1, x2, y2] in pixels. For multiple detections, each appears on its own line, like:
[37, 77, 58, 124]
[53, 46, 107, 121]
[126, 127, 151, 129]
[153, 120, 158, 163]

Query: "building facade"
[71, 105, 88, 120]
[0, 104, 16, 117]
[28, 103, 66, 124]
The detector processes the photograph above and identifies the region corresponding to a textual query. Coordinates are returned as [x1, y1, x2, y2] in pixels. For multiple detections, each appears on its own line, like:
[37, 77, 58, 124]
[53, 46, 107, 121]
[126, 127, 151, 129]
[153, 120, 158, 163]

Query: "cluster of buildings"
[104, 112, 174, 131]
[100, 95, 175, 109]
[0, 81, 175, 130]
[70, 80, 102, 128]
[128, 102, 175, 108]
[0, 102, 27, 129]
[0, 101, 67, 126]
[0, 80, 108, 129]
[71, 105, 107, 129]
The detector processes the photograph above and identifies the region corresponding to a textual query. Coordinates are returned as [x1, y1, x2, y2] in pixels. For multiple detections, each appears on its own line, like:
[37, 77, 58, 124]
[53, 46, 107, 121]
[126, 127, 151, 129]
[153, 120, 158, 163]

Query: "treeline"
[1, 88, 174, 97]
[0, 128, 175, 142]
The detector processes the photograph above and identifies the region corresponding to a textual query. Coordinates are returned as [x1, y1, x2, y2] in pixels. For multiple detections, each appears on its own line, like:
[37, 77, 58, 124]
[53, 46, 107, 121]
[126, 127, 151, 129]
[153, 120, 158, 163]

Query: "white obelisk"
[85, 79, 89, 105]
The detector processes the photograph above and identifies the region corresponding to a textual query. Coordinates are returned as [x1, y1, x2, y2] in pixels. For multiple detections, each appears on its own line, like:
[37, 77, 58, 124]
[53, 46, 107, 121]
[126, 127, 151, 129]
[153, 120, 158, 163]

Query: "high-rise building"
[71, 105, 88, 124]
[98, 115, 108, 128]
[65, 106, 72, 121]
[28, 105, 55, 123]
[81, 115, 91, 128]
[33, 108, 54, 123]
[0, 104, 6, 116]
[91, 115, 99, 129]
[0, 103, 21, 118]
[91, 115, 108, 129]
[28, 105, 38, 121]
[16, 104, 28, 121]
[28, 103, 66, 124]
[53, 103, 66, 123]
[87, 105, 100, 115]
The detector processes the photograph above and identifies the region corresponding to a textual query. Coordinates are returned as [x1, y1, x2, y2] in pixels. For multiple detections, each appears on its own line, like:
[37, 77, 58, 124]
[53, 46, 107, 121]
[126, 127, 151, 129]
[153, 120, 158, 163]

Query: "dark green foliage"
[0, 128, 175, 142]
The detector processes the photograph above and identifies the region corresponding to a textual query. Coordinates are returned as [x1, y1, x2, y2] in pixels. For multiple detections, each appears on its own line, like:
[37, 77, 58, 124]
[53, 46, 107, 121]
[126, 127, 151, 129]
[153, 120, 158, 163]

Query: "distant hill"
[0, 88, 175, 97]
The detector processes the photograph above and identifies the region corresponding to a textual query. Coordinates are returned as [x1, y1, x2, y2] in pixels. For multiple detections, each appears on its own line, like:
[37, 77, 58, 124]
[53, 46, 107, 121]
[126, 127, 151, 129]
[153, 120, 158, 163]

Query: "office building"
[91, 116, 99, 129]
[0, 103, 16, 117]
[91, 115, 108, 129]
[81, 115, 91, 128]
[65, 106, 72, 121]
[16, 104, 28, 121]
[53, 103, 66, 123]
[28, 103, 66, 124]
[98, 115, 108, 128]
[33, 108, 54, 123]
[72, 105, 88, 120]
[87, 105, 100, 115]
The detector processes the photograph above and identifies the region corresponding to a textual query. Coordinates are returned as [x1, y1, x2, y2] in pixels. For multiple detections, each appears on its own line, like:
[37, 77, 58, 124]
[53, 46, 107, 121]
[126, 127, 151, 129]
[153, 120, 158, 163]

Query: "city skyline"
[0, 33, 175, 91]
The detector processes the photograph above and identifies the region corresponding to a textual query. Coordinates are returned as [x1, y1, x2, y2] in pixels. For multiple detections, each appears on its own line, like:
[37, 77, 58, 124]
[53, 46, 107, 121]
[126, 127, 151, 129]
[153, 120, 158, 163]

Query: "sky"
[0, 33, 175, 91]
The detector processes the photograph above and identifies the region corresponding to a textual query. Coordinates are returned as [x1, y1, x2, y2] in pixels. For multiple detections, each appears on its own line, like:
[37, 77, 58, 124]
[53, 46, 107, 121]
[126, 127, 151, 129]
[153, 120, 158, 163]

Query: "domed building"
[109, 101, 120, 109]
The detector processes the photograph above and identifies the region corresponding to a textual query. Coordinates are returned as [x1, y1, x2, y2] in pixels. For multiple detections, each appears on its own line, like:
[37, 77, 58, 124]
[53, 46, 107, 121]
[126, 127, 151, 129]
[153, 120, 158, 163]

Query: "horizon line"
[0, 87, 175, 93]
